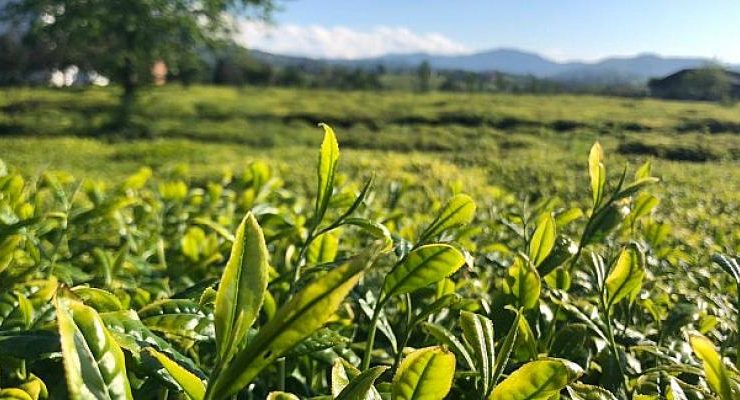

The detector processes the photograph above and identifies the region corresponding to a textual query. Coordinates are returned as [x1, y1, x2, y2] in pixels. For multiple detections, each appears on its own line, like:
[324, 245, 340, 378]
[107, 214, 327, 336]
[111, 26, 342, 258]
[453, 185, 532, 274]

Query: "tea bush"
[0, 124, 738, 399]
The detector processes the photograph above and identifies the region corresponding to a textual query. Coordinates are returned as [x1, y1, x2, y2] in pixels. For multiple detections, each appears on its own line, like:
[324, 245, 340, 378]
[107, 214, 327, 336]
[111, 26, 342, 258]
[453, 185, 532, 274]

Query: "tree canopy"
[2, 0, 275, 132]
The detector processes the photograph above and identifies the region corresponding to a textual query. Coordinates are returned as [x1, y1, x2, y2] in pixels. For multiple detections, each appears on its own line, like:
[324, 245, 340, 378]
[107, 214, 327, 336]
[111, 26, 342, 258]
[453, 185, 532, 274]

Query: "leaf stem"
[361, 295, 385, 370]
[391, 294, 414, 374]
[600, 295, 630, 398]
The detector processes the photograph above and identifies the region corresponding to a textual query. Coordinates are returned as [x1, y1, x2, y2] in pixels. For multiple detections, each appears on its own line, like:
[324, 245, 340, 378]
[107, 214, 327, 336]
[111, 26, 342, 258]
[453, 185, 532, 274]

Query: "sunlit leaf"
[460, 311, 495, 396]
[55, 294, 133, 400]
[489, 358, 583, 400]
[315, 123, 340, 226]
[383, 244, 465, 299]
[689, 333, 733, 400]
[418, 194, 476, 243]
[214, 212, 269, 363]
[605, 245, 645, 309]
[392, 346, 456, 400]
[145, 348, 205, 400]
[205, 244, 384, 400]
[528, 213, 555, 267]
[588, 142, 605, 208]
[336, 366, 387, 400]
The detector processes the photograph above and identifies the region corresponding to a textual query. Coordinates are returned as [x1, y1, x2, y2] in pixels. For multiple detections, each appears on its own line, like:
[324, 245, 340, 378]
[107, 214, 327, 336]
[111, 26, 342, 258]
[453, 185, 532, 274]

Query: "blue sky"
[236, 0, 740, 63]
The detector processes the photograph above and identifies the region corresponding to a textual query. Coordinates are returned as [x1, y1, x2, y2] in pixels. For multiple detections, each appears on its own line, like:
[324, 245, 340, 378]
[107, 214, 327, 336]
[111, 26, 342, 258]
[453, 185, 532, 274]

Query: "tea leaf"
[55, 294, 133, 400]
[383, 244, 465, 299]
[392, 346, 456, 400]
[214, 212, 269, 363]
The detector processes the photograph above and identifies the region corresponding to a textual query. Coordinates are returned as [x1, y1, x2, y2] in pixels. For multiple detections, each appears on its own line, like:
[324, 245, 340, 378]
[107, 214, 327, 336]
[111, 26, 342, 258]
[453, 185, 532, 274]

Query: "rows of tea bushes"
[0, 124, 738, 399]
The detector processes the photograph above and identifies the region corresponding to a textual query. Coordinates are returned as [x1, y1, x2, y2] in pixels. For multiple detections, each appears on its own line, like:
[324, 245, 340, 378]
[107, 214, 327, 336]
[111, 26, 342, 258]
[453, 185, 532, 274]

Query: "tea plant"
[0, 124, 738, 399]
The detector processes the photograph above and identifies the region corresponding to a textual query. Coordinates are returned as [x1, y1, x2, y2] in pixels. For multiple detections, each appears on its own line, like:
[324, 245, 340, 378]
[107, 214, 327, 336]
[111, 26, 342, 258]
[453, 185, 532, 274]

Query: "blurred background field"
[1, 86, 738, 252]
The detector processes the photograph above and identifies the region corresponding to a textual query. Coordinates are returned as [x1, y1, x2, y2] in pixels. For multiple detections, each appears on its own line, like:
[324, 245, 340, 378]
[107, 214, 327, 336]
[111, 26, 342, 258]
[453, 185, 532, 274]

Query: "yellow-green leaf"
[265, 392, 300, 400]
[0, 388, 33, 400]
[392, 346, 456, 400]
[55, 295, 133, 400]
[505, 256, 541, 310]
[205, 244, 384, 400]
[307, 230, 339, 265]
[146, 348, 205, 400]
[331, 359, 382, 400]
[528, 214, 556, 267]
[19, 374, 48, 400]
[72, 287, 123, 313]
[567, 383, 618, 400]
[605, 246, 645, 309]
[418, 194, 476, 243]
[214, 212, 269, 363]
[689, 333, 733, 400]
[460, 311, 494, 396]
[336, 366, 388, 400]
[383, 244, 465, 299]
[489, 358, 583, 400]
[588, 142, 605, 207]
[315, 123, 340, 225]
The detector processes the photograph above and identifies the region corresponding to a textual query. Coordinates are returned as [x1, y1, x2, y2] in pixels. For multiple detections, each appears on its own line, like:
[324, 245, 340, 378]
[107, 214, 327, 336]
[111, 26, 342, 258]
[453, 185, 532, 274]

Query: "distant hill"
[251, 48, 740, 86]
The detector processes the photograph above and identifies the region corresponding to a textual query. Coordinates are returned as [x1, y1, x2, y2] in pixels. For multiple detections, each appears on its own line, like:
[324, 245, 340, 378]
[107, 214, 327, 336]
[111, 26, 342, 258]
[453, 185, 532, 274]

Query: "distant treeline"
[2, 32, 734, 101]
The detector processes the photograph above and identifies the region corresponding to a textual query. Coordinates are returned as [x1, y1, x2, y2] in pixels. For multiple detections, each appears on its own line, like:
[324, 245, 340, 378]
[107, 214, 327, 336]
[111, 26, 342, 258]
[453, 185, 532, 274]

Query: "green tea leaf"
[0, 330, 60, 360]
[383, 244, 465, 300]
[139, 299, 214, 341]
[420, 322, 476, 372]
[0, 388, 34, 400]
[567, 383, 618, 400]
[55, 295, 133, 400]
[460, 311, 495, 396]
[307, 230, 339, 265]
[489, 358, 583, 400]
[418, 194, 476, 243]
[491, 311, 521, 387]
[336, 366, 388, 400]
[712, 254, 740, 284]
[331, 359, 383, 400]
[102, 310, 204, 377]
[265, 392, 300, 400]
[146, 348, 205, 400]
[505, 256, 541, 310]
[342, 217, 391, 240]
[315, 123, 340, 226]
[689, 333, 733, 400]
[72, 287, 123, 313]
[667, 378, 688, 400]
[537, 236, 577, 277]
[582, 203, 626, 245]
[528, 214, 556, 267]
[588, 142, 605, 208]
[605, 245, 645, 309]
[392, 346, 456, 400]
[205, 245, 383, 400]
[214, 212, 269, 363]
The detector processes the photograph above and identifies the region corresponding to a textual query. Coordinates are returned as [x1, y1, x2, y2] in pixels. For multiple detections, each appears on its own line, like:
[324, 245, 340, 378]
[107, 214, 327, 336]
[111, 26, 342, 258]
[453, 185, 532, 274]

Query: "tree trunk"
[114, 56, 143, 137]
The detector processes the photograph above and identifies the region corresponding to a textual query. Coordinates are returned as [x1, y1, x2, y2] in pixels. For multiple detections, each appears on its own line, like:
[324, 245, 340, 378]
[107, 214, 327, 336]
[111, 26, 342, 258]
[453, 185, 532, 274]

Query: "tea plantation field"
[0, 86, 738, 399]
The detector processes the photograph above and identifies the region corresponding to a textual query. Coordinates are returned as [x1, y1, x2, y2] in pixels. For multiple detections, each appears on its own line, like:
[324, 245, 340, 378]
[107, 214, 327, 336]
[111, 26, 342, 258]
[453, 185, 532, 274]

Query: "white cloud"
[235, 21, 472, 59]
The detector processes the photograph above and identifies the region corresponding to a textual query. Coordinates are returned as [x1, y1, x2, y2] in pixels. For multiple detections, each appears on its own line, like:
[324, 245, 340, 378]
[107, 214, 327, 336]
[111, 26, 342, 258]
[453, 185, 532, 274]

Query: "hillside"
[251, 48, 739, 85]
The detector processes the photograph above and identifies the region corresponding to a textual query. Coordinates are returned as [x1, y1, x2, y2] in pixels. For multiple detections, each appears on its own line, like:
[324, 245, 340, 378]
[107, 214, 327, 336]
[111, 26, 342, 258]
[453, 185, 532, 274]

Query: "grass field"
[2, 85, 740, 399]
[1, 85, 738, 253]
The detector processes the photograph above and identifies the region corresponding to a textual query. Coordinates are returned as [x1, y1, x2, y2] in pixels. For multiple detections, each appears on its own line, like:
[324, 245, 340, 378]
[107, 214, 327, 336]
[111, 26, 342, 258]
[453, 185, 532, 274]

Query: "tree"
[649, 65, 733, 102]
[2, 0, 275, 134]
[417, 60, 432, 92]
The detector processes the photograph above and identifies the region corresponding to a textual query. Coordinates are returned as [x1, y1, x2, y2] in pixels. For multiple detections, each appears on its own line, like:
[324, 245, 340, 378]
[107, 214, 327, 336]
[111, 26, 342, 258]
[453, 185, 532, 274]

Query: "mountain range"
[252, 48, 740, 85]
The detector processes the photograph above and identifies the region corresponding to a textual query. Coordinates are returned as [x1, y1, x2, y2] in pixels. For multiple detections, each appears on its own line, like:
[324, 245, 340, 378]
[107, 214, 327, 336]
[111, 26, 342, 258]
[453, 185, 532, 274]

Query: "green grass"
[1, 86, 740, 399]
[1, 85, 738, 252]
